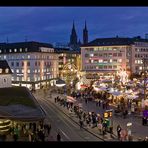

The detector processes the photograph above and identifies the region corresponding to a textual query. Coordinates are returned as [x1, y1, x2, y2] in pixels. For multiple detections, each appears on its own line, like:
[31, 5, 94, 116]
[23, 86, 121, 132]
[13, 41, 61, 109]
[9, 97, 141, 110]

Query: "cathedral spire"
[70, 21, 78, 46]
[83, 20, 88, 44]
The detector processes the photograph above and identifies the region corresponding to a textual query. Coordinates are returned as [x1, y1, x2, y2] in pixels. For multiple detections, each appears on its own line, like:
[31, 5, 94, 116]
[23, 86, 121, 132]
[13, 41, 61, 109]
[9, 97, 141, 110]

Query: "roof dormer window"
[5, 68, 9, 73]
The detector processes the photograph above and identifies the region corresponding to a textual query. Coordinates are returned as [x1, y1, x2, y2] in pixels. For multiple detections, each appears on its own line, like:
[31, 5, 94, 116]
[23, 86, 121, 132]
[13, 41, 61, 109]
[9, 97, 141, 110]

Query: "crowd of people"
[1, 121, 51, 142]
[54, 95, 113, 138]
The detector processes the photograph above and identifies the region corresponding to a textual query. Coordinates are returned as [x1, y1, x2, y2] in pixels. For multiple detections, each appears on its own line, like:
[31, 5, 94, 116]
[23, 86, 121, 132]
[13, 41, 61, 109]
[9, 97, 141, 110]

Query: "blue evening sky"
[0, 7, 148, 44]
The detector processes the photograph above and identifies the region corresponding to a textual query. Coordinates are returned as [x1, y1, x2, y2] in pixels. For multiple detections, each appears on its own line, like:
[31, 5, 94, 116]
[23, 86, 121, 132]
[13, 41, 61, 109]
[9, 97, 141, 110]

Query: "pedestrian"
[117, 125, 122, 140]
[79, 119, 83, 129]
[57, 132, 61, 141]
[47, 124, 51, 135]
[54, 97, 57, 103]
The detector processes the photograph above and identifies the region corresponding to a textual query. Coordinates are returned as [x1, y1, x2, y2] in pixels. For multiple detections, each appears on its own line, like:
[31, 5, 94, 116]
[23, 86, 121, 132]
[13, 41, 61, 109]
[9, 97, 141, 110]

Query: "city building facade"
[54, 47, 81, 83]
[0, 41, 59, 90]
[81, 36, 148, 78]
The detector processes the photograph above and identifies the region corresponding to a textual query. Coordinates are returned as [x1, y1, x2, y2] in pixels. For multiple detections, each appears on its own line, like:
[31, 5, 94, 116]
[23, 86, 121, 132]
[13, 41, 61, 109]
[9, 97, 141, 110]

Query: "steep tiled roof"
[0, 60, 12, 75]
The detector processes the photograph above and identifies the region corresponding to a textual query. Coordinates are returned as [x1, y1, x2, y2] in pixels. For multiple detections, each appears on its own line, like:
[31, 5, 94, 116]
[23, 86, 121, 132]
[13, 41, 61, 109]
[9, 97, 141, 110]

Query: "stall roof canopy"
[0, 87, 46, 121]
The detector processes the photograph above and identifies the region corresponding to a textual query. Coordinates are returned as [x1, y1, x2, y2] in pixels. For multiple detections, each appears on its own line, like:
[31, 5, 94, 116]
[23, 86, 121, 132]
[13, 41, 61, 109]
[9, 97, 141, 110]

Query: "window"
[27, 62, 30, 66]
[118, 59, 122, 62]
[28, 55, 30, 59]
[3, 79, 6, 83]
[38, 62, 40, 66]
[22, 69, 24, 73]
[16, 77, 19, 81]
[118, 53, 122, 57]
[27, 69, 30, 73]
[0, 50, 1, 53]
[4, 55, 6, 59]
[16, 62, 19, 67]
[16, 69, 19, 73]
[113, 65, 117, 69]
[108, 65, 112, 69]
[20, 48, 22, 52]
[11, 62, 14, 67]
[90, 53, 94, 57]
[0, 68, 2, 73]
[22, 62, 24, 66]
[104, 66, 107, 69]
[35, 61, 37, 66]
[9, 49, 12, 52]
[14, 49, 17, 52]
[11, 69, 14, 73]
[27, 77, 30, 81]
[5, 68, 9, 73]
[25, 48, 28, 52]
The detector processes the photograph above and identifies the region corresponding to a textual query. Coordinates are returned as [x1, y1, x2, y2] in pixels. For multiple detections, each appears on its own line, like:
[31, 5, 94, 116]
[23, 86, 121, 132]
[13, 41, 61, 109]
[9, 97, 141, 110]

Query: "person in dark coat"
[57, 132, 61, 141]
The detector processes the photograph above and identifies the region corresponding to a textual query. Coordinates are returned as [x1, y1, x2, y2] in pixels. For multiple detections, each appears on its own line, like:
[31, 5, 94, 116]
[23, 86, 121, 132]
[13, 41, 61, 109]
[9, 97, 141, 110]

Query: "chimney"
[145, 34, 148, 39]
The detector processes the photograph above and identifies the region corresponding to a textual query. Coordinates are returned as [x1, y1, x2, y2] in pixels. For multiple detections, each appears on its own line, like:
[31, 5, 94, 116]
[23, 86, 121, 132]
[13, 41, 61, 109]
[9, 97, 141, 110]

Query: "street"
[36, 91, 103, 141]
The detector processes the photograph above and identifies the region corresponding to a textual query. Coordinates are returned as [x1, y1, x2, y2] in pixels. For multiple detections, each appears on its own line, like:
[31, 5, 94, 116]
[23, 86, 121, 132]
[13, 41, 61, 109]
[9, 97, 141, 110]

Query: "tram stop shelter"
[0, 86, 46, 134]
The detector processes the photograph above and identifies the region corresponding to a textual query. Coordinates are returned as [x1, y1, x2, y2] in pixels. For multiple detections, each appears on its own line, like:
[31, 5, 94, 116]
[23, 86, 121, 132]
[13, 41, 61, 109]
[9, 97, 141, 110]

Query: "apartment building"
[0, 41, 59, 90]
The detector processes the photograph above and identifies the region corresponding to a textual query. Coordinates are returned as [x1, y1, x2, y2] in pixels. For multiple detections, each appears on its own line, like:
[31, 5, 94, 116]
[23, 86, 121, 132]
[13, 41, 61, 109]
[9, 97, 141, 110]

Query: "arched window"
[3, 78, 6, 83]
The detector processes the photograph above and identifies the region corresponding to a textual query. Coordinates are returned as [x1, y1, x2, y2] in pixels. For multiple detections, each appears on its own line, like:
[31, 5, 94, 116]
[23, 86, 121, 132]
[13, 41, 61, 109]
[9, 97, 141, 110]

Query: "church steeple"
[83, 20, 88, 44]
[70, 21, 78, 45]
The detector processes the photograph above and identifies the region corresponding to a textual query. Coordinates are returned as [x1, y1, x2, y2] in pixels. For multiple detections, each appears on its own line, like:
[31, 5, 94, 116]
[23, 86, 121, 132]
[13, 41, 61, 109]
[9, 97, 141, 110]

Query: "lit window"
[22, 69, 24, 73]
[25, 48, 28, 52]
[12, 77, 14, 81]
[11, 69, 14, 73]
[16, 69, 19, 73]
[118, 59, 122, 62]
[38, 69, 40, 72]
[90, 54, 94, 57]
[14, 49, 17, 52]
[9, 49, 12, 52]
[0, 50, 1, 53]
[20, 48, 22, 52]
[16, 77, 19, 81]
[5, 68, 9, 73]
[4, 55, 6, 59]
[28, 55, 30, 59]
[22, 77, 24, 81]
[139, 67, 142, 70]
[28, 69, 30, 73]
[27, 77, 30, 81]
[0, 68, 2, 73]
[110, 59, 112, 63]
